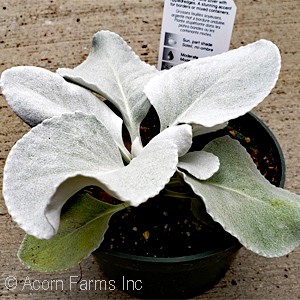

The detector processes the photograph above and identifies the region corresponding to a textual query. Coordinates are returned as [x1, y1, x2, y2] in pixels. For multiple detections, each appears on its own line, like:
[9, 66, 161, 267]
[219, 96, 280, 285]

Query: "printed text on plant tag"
[158, 0, 236, 70]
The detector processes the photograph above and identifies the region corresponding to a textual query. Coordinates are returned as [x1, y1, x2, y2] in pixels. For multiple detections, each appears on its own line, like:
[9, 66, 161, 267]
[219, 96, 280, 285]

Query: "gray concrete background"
[0, 0, 299, 299]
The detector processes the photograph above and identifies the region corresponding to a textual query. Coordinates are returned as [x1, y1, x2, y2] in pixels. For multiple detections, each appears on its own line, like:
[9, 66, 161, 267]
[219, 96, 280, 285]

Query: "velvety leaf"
[52, 125, 192, 209]
[0, 66, 130, 160]
[150, 124, 193, 157]
[182, 136, 300, 257]
[144, 40, 281, 130]
[97, 140, 178, 207]
[3, 112, 124, 239]
[178, 151, 220, 180]
[18, 193, 125, 272]
[3, 114, 192, 239]
[57, 30, 158, 141]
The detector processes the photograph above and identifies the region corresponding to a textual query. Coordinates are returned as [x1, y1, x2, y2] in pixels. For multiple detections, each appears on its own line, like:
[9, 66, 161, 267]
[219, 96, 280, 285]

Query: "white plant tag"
[158, 0, 237, 70]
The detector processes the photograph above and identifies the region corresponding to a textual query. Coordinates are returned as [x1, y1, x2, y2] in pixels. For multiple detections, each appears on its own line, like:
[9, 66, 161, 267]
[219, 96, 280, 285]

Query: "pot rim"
[99, 240, 242, 263]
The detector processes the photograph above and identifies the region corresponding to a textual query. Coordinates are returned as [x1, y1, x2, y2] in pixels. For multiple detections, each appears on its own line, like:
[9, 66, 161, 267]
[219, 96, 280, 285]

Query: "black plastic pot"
[95, 239, 241, 299]
[93, 112, 285, 299]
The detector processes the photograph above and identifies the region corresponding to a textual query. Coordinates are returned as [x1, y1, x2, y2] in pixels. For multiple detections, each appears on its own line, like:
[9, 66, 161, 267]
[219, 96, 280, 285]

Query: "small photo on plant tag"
[164, 32, 180, 48]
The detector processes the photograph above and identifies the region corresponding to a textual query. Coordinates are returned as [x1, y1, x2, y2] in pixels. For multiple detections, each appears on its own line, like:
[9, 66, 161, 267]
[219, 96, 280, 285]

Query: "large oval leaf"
[182, 136, 300, 257]
[3, 113, 192, 239]
[0, 66, 130, 160]
[3, 112, 124, 239]
[19, 194, 126, 272]
[58, 30, 158, 141]
[144, 40, 281, 130]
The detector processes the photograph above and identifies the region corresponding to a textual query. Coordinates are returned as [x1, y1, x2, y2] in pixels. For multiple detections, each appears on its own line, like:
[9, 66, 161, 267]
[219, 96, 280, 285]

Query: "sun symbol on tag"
[167, 38, 177, 46]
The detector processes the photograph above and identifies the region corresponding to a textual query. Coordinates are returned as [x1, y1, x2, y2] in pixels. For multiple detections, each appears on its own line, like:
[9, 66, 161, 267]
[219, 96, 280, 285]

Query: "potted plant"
[1, 31, 300, 298]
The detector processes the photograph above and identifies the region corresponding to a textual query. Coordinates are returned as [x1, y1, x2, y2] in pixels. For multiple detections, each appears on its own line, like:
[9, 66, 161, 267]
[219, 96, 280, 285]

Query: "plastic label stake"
[158, 0, 236, 70]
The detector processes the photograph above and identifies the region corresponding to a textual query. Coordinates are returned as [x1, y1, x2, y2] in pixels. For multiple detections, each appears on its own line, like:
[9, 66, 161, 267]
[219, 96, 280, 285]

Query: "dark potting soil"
[91, 109, 283, 258]
[99, 194, 237, 258]
[97, 146, 279, 257]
